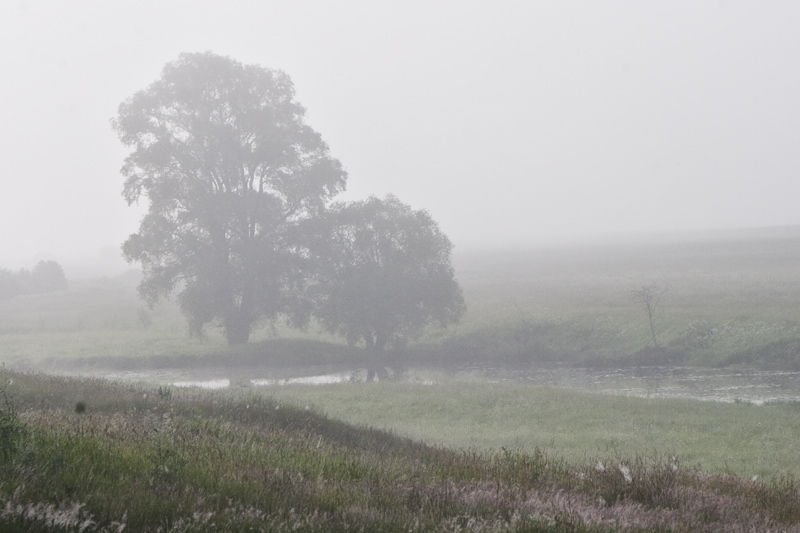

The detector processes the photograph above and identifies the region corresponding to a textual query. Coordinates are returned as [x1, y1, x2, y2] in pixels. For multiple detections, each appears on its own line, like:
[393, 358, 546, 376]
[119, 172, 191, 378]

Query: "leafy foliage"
[114, 52, 347, 344]
[0, 261, 68, 300]
[311, 195, 465, 360]
[0, 269, 18, 301]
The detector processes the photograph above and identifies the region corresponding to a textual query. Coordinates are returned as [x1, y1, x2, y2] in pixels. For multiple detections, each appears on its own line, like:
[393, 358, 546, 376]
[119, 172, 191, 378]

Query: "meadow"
[3, 369, 800, 532]
[2, 228, 800, 530]
[260, 381, 800, 479]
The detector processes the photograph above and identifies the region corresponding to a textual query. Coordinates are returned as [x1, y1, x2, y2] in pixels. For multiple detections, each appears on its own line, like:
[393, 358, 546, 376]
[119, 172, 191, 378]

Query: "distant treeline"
[0, 260, 68, 300]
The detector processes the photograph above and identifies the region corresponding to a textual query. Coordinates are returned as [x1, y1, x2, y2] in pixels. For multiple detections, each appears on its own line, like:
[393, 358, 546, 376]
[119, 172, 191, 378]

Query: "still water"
[84, 364, 800, 405]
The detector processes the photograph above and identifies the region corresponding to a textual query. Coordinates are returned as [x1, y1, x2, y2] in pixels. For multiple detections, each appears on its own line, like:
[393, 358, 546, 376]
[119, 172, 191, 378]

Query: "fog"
[2, 1, 799, 275]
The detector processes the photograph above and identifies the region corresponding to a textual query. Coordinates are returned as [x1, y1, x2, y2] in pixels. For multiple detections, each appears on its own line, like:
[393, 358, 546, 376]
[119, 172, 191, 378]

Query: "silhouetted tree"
[0, 261, 67, 299]
[15, 269, 32, 294]
[29, 260, 68, 293]
[114, 52, 347, 344]
[632, 284, 667, 348]
[312, 195, 466, 380]
[0, 268, 20, 300]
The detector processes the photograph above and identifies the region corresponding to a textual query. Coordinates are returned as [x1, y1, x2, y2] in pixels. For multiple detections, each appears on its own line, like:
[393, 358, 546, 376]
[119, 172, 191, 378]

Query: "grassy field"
[260, 381, 800, 479]
[0, 273, 353, 370]
[4, 369, 800, 532]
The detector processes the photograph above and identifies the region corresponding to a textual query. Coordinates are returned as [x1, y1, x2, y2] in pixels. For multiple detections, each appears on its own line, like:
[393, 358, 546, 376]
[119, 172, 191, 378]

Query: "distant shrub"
[29, 260, 69, 293]
[725, 337, 800, 370]
[0, 260, 68, 300]
[671, 319, 716, 351]
[630, 346, 686, 366]
[0, 268, 21, 300]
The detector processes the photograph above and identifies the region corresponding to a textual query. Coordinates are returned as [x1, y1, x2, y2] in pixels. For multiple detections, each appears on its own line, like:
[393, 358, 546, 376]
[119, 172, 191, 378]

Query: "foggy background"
[2, 1, 799, 276]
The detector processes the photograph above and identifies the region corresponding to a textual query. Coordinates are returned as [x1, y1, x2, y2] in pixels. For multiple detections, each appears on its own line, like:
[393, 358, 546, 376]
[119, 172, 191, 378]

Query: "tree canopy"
[312, 195, 465, 379]
[0, 261, 68, 300]
[114, 52, 347, 344]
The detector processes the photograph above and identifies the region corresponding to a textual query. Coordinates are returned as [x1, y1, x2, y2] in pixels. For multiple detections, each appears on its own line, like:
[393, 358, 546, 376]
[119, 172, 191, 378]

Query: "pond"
[63, 364, 800, 405]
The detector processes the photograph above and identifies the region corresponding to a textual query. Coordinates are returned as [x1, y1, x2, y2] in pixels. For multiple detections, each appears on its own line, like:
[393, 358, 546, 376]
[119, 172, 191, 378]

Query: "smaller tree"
[632, 284, 667, 348]
[0, 261, 67, 299]
[0, 269, 21, 300]
[29, 261, 68, 294]
[313, 195, 465, 381]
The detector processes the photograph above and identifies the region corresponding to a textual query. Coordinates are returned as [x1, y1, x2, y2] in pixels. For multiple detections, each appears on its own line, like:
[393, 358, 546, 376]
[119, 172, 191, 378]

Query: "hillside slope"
[2, 370, 800, 531]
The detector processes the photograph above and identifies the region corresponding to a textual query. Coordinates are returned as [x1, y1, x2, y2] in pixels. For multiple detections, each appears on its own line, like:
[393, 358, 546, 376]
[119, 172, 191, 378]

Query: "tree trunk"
[365, 333, 376, 382]
[225, 288, 253, 345]
[365, 331, 390, 382]
[225, 322, 250, 345]
[225, 312, 251, 345]
[648, 310, 658, 348]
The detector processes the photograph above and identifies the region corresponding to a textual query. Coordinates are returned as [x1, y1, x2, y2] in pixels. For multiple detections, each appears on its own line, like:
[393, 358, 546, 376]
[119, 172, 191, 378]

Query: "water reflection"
[251, 373, 354, 386]
[173, 379, 229, 389]
[56, 364, 800, 403]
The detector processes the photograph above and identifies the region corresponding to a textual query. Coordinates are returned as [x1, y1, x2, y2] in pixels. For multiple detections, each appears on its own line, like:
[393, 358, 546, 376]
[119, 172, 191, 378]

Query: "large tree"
[312, 195, 466, 380]
[114, 52, 347, 344]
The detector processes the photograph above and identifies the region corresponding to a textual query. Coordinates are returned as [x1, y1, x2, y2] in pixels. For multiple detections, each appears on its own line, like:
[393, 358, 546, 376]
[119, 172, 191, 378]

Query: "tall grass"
[3, 369, 800, 531]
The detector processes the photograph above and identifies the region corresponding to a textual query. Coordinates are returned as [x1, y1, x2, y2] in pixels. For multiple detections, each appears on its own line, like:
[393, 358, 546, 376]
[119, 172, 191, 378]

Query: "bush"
[0, 260, 68, 300]
[725, 338, 800, 370]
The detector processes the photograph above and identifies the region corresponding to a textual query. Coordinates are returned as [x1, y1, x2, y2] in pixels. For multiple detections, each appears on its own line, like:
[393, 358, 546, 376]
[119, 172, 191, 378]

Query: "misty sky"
[1, 1, 799, 272]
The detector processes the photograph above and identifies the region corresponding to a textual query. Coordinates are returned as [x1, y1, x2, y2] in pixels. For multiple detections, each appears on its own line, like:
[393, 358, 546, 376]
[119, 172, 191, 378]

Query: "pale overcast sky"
[1, 1, 799, 273]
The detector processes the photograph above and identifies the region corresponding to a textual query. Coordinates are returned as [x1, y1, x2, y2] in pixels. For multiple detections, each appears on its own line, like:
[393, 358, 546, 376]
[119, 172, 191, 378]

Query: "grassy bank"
[3, 369, 800, 532]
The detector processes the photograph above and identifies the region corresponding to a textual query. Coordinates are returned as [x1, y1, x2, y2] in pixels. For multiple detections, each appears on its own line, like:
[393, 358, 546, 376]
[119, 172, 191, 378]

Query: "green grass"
[261, 381, 800, 479]
[4, 369, 800, 531]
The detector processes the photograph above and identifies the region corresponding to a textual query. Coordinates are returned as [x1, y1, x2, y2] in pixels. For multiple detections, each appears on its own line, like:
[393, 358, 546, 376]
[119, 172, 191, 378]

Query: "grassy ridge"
[4, 370, 800, 532]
